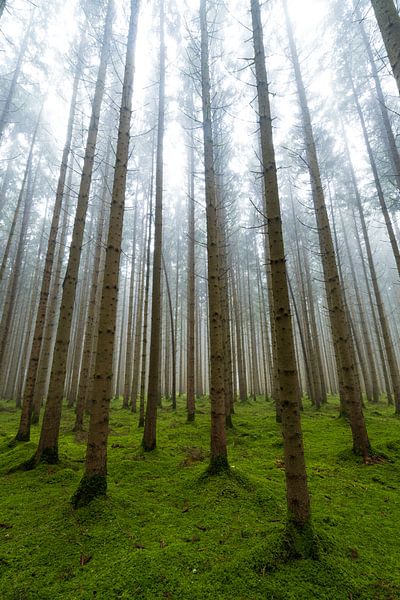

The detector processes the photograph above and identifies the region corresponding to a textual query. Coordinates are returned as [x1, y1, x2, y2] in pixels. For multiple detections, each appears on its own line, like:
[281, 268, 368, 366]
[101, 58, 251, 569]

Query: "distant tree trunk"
[284, 0, 371, 458]
[231, 271, 247, 401]
[0, 156, 36, 377]
[162, 253, 176, 408]
[301, 246, 327, 404]
[348, 69, 400, 280]
[31, 2, 114, 466]
[352, 212, 393, 400]
[339, 209, 380, 403]
[0, 1, 6, 21]
[142, 0, 165, 451]
[73, 171, 108, 431]
[354, 0, 400, 191]
[122, 201, 138, 408]
[72, 0, 140, 507]
[15, 38, 83, 442]
[131, 226, 147, 412]
[138, 188, 153, 428]
[186, 135, 196, 420]
[200, 0, 229, 474]
[0, 13, 33, 143]
[31, 167, 72, 425]
[218, 188, 234, 425]
[370, 0, 400, 95]
[346, 151, 400, 413]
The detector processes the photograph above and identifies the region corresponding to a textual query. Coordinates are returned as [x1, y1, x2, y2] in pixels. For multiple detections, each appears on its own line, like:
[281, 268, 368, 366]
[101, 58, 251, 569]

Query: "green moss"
[0, 396, 399, 599]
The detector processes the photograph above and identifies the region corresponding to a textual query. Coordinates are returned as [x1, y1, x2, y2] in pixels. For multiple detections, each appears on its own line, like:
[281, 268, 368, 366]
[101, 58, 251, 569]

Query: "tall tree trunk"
[251, 0, 312, 538]
[186, 135, 196, 420]
[199, 0, 228, 473]
[15, 37, 83, 442]
[72, 0, 140, 507]
[142, 0, 165, 451]
[284, 0, 371, 458]
[31, 2, 114, 465]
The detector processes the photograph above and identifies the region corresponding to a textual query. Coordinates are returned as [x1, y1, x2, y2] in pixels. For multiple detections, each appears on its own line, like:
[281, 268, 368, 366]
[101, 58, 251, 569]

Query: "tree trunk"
[199, 0, 229, 473]
[32, 2, 114, 465]
[251, 0, 312, 538]
[284, 0, 371, 458]
[370, 0, 400, 95]
[142, 0, 165, 451]
[72, 0, 140, 507]
[15, 37, 83, 442]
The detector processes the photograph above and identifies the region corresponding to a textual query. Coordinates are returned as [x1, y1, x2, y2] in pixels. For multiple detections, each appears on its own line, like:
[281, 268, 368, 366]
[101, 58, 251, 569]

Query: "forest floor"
[0, 396, 399, 599]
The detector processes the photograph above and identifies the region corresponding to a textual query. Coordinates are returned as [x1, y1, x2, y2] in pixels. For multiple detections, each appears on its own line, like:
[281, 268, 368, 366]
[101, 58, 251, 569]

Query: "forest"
[0, 0, 400, 598]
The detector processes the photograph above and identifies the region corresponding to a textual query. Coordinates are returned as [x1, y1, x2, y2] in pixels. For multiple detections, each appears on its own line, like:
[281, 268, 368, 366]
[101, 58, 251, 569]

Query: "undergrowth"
[0, 396, 399, 599]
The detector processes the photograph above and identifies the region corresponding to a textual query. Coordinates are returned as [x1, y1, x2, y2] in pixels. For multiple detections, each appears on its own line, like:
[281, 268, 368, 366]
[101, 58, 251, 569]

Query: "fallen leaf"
[79, 554, 92, 566]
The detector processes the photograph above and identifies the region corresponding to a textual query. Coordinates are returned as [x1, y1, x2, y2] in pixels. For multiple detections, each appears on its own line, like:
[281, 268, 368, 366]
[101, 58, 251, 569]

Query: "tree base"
[14, 431, 30, 443]
[142, 437, 156, 452]
[71, 474, 107, 509]
[225, 415, 234, 429]
[205, 454, 230, 476]
[31, 415, 39, 425]
[187, 412, 195, 423]
[282, 521, 319, 560]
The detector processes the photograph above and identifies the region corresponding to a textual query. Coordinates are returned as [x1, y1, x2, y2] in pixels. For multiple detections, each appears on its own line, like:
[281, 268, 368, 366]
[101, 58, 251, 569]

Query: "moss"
[71, 474, 107, 508]
[0, 396, 399, 599]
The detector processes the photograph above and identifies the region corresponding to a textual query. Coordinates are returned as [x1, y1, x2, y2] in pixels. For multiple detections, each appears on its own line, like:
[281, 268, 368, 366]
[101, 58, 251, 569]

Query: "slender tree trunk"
[15, 38, 83, 442]
[0, 13, 33, 143]
[31, 168, 73, 424]
[31, 3, 114, 465]
[138, 187, 153, 428]
[0, 110, 41, 287]
[284, 0, 371, 458]
[122, 200, 138, 408]
[0, 157, 36, 375]
[348, 68, 400, 279]
[72, 0, 140, 507]
[186, 134, 196, 421]
[251, 0, 312, 537]
[200, 0, 228, 473]
[142, 0, 165, 451]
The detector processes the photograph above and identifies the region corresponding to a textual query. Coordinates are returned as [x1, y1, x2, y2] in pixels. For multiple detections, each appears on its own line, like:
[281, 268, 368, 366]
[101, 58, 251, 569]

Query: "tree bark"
[200, 0, 229, 473]
[72, 0, 140, 507]
[142, 0, 165, 451]
[251, 0, 312, 536]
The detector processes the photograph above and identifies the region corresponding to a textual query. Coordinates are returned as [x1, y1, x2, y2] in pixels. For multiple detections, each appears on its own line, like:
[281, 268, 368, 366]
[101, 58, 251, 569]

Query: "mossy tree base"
[14, 431, 30, 443]
[282, 521, 319, 560]
[225, 415, 234, 429]
[187, 413, 195, 423]
[142, 439, 156, 452]
[204, 454, 230, 477]
[71, 474, 107, 509]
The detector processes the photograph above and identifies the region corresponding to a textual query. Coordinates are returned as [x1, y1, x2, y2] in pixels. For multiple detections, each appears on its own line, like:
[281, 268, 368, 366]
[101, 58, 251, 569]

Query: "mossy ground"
[0, 396, 399, 599]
